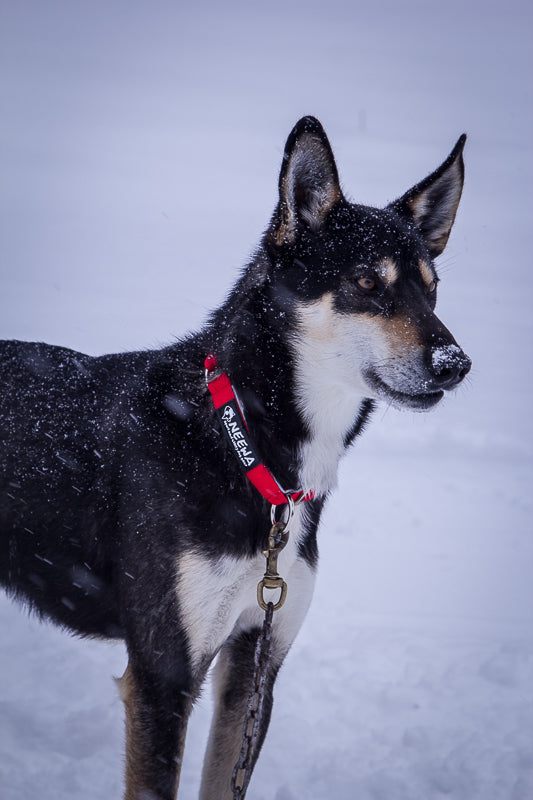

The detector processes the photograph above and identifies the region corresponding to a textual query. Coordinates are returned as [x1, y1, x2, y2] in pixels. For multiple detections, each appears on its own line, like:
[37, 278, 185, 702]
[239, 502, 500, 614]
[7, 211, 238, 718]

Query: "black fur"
[0, 116, 470, 799]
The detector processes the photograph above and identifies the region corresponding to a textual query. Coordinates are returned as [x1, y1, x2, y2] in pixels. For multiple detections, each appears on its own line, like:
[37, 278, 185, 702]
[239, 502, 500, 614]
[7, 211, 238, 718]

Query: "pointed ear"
[274, 116, 343, 245]
[390, 135, 466, 258]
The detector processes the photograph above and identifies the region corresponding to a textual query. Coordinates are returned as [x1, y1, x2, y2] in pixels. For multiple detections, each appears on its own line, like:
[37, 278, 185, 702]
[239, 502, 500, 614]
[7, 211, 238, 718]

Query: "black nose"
[429, 345, 471, 390]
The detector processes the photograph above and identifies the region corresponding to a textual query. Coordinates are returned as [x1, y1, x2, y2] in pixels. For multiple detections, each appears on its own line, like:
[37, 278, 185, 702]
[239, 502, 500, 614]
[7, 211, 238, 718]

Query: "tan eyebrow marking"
[376, 258, 399, 286]
[419, 259, 436, 287]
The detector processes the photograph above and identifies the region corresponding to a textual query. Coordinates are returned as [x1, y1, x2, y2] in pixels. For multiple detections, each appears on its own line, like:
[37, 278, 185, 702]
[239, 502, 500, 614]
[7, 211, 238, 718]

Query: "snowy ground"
[1, 1, 532, 798]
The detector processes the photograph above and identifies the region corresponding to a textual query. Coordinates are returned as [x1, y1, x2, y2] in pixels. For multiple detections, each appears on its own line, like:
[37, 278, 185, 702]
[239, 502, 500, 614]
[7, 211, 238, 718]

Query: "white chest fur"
[176, 504, 315, 669]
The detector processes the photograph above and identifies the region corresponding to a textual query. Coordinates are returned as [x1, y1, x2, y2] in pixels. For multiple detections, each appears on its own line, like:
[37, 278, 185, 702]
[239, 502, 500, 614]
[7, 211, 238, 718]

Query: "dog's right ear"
[272, 116, 343, 245]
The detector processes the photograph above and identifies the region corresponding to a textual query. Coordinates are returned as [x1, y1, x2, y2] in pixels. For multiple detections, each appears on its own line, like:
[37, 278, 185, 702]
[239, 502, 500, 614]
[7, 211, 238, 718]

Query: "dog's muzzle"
[363, 342, 471, 410]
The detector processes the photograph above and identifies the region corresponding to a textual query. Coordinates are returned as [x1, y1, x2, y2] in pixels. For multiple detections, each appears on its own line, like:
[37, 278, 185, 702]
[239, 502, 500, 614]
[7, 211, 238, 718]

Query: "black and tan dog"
[0, 117, 471, 799]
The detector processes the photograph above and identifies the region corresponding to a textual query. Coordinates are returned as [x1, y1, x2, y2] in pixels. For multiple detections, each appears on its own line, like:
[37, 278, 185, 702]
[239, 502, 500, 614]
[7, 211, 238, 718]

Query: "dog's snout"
[429, 344, 471, 390]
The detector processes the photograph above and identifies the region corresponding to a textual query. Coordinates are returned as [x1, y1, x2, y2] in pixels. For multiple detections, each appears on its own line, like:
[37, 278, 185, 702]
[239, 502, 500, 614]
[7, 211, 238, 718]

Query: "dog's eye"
[428, 280, 436, 293]
[356, 277, 376, 291]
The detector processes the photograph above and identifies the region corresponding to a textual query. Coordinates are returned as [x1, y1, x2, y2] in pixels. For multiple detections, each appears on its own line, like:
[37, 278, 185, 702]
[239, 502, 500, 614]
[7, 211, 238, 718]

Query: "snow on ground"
[1, 1, 532, 798]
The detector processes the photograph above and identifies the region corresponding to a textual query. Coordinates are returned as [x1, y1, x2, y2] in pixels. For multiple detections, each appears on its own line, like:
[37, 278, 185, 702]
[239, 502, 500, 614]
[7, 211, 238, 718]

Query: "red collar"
[205, 354, 314, 507]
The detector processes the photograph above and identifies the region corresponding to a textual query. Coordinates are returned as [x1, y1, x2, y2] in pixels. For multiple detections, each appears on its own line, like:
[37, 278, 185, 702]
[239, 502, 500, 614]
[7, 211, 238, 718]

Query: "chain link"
[231, 601, 274, 799]
[231, 502, 293, 799]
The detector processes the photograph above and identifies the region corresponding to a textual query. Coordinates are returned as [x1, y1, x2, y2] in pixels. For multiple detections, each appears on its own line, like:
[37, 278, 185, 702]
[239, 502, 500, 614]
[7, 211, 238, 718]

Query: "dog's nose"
[429, 344, 471, 390]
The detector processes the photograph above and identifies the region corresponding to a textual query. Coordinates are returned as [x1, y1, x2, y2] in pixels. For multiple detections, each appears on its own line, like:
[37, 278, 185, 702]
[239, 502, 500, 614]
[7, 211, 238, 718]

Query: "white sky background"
[0, 1, 532, 798]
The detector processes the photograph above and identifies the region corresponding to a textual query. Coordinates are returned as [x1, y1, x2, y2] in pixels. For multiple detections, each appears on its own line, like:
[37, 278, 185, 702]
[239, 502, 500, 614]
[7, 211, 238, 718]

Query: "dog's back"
[0, 340, 120, 633]
[0, 339, 184, 636]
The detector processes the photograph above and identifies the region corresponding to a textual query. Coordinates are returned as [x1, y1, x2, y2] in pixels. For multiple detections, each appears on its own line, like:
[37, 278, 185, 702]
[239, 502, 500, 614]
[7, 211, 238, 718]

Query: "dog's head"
[266, 116, 471, 411]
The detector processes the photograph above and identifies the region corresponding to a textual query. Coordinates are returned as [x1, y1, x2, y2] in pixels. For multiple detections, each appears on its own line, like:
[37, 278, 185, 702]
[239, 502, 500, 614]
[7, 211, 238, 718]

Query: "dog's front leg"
[198, 624, 283, 800]
[118, 659, 200, 800]
[199, 559, 316, 800]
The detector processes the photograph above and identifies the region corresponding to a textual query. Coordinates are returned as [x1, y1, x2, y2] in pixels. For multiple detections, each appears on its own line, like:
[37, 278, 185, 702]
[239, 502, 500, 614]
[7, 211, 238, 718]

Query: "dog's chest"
[175, 505, 313, 668]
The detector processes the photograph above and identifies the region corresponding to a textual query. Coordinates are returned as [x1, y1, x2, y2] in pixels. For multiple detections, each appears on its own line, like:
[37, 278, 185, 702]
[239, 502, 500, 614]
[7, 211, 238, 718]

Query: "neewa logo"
[220, 402, 256, 468]
[222, 405, 235, 423]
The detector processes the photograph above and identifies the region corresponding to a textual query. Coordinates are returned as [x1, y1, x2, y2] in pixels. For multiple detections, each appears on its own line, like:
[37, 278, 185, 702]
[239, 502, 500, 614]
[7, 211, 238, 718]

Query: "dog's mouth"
[364, 369, 444, 410]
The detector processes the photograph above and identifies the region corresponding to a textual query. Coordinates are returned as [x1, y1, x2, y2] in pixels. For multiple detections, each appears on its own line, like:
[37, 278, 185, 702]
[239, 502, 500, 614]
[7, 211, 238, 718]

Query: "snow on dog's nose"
[429, 344, 472, 390]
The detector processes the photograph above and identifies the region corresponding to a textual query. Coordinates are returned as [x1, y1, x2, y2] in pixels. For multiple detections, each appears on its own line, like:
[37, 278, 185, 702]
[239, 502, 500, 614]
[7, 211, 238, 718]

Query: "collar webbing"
[204, 354, 313, 506]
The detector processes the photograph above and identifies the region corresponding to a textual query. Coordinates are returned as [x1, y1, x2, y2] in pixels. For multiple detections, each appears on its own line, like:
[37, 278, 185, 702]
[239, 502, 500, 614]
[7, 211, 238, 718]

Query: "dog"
[0, 116, 471, 799]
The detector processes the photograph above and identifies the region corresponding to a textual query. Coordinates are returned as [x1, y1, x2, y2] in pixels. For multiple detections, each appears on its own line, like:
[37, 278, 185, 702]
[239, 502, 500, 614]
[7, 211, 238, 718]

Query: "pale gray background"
[1, 2, 532, 798]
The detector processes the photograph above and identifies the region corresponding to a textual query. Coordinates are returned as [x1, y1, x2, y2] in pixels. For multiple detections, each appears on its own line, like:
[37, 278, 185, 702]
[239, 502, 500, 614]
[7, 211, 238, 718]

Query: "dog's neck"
[212, 330, 370, 500]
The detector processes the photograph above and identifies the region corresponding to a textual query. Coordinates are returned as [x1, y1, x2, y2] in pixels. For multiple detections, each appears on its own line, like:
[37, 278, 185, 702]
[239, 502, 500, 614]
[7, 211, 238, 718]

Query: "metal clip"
[257, 520, 289, 612]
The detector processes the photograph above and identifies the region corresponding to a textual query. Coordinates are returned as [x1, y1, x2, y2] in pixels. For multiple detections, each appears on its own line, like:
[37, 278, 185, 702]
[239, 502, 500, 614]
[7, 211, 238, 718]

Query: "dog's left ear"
[390, 135, 466, 258]
[273, 116, 343, 245]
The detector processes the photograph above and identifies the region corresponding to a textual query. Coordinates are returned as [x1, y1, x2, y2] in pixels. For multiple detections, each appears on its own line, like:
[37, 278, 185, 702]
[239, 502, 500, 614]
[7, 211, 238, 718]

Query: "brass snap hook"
[257, 511, 292, 613]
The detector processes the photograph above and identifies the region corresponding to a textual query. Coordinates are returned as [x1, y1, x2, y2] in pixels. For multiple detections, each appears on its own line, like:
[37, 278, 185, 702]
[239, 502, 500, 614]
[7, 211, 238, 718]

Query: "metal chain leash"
[230, 600, 274, 799]
[231, 504, 293, 799]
